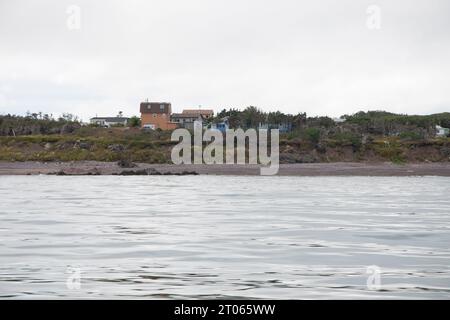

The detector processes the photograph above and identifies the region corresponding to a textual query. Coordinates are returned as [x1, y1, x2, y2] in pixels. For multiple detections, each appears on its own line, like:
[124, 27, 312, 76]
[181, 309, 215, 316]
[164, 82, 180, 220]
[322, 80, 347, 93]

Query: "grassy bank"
[1, 126, 449, 164]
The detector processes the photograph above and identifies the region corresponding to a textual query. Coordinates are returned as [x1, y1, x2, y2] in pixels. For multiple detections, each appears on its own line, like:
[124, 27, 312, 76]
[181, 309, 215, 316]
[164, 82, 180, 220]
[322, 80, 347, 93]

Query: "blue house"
[210, 117, 230, 133]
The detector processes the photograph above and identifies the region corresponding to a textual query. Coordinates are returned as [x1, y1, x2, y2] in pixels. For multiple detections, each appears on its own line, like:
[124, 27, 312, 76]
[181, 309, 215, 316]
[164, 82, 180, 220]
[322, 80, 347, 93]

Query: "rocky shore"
[1, 161, 450, 176]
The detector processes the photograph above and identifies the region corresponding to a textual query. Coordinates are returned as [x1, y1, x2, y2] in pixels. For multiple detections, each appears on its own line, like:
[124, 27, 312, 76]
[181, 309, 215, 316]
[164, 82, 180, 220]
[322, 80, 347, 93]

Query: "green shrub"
[129, 116, 141, 127]
[330, 132, 362, 151]
[373, 142, 405, 163]
[399, 131, 423, 141]
[303, 128, 321, 144]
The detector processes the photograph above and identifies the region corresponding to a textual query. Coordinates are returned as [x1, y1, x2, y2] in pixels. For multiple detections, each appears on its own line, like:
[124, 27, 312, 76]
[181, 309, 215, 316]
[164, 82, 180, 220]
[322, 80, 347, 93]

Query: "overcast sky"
[0, 0, 449, 121]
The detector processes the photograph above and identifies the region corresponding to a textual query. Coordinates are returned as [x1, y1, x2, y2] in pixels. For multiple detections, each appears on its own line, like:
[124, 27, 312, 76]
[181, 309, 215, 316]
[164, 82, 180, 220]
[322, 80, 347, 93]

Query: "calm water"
[0, 176, 449, 299]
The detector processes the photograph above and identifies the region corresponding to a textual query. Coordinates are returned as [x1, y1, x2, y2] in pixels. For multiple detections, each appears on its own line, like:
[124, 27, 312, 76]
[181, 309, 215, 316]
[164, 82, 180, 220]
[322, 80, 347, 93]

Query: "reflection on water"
[0, 176, 449, 299]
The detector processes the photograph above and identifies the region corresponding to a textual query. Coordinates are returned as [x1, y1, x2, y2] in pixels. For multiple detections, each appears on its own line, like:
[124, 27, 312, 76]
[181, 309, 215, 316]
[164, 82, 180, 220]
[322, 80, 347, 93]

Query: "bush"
[440, 146, 450, 157]
[129, 116, 141, 127]
[373, 141, 405, 163]
[303, 128, 321, 144]
[330, 132, 362, 151]
[399, 131, 423, 141]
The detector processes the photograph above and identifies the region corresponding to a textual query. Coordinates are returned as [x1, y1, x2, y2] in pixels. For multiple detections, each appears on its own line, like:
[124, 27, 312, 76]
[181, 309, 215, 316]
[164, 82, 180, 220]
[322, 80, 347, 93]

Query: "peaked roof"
[172, 113, 204, 119]
[182, 109, 214, 115]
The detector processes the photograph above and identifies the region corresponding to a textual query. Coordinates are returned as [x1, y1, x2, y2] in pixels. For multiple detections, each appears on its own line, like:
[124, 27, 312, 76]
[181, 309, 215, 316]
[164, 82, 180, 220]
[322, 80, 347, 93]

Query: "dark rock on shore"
[117, 159, 137, 168]
[115, 168, 198, 176]
[86, 168, 101, 175]
[116, 168, 159, 175]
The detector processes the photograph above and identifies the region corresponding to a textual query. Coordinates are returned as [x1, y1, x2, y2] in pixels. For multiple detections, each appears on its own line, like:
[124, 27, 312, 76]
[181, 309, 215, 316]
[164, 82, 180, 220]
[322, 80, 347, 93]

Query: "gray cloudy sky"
[0, 0, 449, 120]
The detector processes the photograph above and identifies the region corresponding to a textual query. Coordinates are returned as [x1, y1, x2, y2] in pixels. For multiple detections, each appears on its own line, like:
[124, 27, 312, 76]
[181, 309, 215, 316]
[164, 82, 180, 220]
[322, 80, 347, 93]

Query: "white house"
[170, 113, 204, 130]
[436, 125, 449, 137]
[333, 117, 346, 123]
[90, 117, 130, 127]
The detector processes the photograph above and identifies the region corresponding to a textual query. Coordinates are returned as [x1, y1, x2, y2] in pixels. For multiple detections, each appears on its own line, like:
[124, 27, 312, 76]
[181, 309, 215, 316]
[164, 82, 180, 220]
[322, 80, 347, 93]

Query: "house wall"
[105, 120, 127, 127]
[141, 113, 177, 130]
[171, 117, 198, 124]
[183, 122, 195, 130]
[91, 120, 105, 126]
[170, 116, 203, 129]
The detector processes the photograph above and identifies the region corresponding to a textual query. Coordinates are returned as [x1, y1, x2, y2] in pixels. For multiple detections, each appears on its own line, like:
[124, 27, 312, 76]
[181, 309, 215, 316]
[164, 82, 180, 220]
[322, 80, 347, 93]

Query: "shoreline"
[1, 161, 450, 176]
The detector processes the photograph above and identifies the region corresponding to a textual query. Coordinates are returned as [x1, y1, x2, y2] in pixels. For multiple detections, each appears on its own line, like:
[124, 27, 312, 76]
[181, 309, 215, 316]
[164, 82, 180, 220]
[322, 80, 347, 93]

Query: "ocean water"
[0, 175, 449, 299]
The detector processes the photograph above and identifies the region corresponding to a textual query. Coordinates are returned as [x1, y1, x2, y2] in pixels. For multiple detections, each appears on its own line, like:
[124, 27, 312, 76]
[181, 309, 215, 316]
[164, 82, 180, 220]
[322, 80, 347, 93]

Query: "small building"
[258, 122, 292, 133]
[90, 117, 129, 127]
[171, 113, 204, 130]
[436, 125, 450, 137]
[210, 116, 230, 133]
[333, 117, 346, 123]
[211, 122, 229, 133]
[140, 102, 178, 130]
[182, 109, 214, 119]
[171, 109, 214, 130]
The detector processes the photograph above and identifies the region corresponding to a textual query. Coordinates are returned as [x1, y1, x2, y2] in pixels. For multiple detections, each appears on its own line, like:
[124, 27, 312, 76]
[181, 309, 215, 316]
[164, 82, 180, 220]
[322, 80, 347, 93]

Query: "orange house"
[140, 102, 178, 130]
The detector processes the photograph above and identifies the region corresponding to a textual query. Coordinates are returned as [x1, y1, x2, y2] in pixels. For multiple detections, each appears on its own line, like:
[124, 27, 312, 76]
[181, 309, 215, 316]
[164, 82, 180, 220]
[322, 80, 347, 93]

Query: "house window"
[160, 105, 165, 112]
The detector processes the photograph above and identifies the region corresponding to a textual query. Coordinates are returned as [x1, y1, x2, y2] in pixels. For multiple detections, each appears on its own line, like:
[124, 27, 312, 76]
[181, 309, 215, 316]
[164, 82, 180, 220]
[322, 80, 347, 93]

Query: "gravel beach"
[1, 161, 450, 176]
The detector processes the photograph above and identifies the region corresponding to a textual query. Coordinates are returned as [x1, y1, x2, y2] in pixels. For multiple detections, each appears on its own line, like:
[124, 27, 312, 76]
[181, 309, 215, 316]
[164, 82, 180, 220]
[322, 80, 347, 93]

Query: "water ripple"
[0, 176, 449, 299]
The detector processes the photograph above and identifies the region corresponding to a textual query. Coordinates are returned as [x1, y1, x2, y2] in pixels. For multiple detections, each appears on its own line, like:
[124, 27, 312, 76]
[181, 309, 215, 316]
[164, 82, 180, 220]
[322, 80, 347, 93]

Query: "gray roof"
[90, 117, 130, 122]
